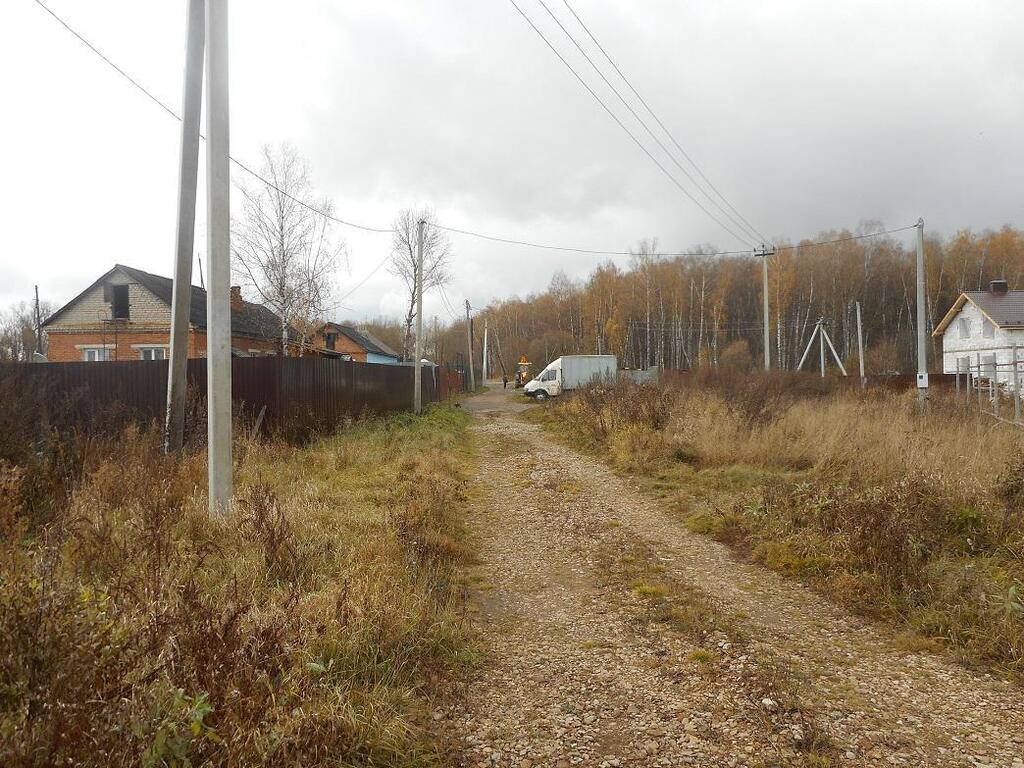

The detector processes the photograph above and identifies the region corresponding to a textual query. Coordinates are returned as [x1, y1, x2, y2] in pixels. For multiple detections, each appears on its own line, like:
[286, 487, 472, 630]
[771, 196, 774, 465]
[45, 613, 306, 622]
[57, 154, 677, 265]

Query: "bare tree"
[389, 208, 451, 359]
[232, 144, 344, 354]
[0, 300, 53, 361]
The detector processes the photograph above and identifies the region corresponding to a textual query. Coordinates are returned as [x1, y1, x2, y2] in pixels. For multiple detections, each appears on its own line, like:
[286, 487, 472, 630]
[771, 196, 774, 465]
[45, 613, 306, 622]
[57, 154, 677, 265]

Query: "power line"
[30, 0, 396, 235]
[559, 0, 770, 245]
[536, 0, 764, 244]
[32, 1, 919, 277]
[773, 225, 918, 253]
[337, 254, 392, 303]
[437, 285, 464, 322]
[433, 222, 752, 257]
[505, 0, 753, 247]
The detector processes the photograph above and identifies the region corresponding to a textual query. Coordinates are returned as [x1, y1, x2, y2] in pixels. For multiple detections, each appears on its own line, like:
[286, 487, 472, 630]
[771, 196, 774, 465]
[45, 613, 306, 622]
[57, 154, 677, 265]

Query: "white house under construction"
[933, 280, 1024, 388]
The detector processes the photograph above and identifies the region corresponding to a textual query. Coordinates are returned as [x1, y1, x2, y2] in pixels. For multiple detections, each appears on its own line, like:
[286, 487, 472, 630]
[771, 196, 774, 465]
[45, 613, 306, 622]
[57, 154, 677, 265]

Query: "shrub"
[0, 405, 472, 766]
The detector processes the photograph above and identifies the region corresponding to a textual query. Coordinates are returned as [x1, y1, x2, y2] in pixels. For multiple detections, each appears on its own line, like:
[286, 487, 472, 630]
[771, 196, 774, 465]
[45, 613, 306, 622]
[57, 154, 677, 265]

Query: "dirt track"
[449, 386, 1024, 768]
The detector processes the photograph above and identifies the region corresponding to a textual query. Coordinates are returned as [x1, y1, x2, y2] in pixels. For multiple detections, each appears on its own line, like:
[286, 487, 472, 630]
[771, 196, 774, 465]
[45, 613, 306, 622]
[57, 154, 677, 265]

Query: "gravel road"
[448, 387, 1024, 768]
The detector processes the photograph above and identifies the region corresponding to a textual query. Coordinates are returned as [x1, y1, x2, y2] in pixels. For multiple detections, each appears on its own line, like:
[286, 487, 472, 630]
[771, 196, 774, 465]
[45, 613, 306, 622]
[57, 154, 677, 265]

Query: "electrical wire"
[336, 254, 392, 303]
[560, 0, 770, 245]
[536, 0, 763, 244]
[32, 1, 920, 274]
[437, 285, 464, 322]
[29, 0, 396, 235]
[432, 223, 752, 257]
[505, 0, 753, 247]
[773, 225, 919, 253]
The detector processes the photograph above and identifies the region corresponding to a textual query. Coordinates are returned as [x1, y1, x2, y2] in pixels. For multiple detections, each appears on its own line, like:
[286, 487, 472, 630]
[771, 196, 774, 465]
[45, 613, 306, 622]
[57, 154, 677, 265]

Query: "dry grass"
[0, 403, 473, 767]
[539, 377, 1024, 677]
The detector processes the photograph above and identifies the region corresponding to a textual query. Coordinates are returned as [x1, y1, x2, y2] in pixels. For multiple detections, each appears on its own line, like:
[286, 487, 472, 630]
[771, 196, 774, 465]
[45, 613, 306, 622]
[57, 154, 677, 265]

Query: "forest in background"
[429, 225, 1024, 376]
[5, 225, 1021, 374]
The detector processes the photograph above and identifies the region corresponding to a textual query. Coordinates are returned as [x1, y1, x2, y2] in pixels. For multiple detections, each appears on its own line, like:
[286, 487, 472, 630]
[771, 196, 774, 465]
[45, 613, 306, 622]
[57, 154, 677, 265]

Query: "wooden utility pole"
[33, 286, 43, 360]
[413, 219, 425, 415]
[465, 299, 476, 391]
[165, 0, 205, 454]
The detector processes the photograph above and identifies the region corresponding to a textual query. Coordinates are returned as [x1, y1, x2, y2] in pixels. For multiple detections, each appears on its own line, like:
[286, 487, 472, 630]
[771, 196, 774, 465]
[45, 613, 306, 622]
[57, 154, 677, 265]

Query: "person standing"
[502, 374, 509, 389]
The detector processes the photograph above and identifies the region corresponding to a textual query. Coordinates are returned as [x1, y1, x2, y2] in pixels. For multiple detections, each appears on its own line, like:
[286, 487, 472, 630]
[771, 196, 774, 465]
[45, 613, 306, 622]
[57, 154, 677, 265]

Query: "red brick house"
[43, 265, 285, 362]
[310, 322, 400, 364]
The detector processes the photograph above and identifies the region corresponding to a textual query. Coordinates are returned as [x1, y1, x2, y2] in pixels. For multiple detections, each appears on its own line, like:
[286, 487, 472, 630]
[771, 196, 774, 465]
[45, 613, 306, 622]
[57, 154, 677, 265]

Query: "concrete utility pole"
[915, 218, 928, 407]
[413, 219, 425, 415]
[165, 0, 205, 454]
[819, 320, 826, 378]
[754, 244, 774, 370]
[855, 300, 866, 388]
[482, 318, 489, 382]
[206, 0, 232, 515]
[465, 299, 476, 391]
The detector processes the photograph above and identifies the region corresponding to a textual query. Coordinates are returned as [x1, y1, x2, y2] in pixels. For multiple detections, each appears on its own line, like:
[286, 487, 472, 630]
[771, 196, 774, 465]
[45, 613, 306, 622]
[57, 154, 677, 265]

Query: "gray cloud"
[2, 0, 1022, 322]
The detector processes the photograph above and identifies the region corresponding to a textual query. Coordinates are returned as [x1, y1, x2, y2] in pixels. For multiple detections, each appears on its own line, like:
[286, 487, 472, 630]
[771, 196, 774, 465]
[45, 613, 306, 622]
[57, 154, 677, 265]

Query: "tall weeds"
[541, 376, 1024, 676]
[0, 403, 472, 766]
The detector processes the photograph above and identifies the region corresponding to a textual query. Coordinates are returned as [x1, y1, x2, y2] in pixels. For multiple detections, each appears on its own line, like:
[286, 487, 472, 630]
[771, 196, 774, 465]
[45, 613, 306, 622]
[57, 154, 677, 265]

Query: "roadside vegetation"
[0, 380, 473, 766]
[534, 373, 1024, 677]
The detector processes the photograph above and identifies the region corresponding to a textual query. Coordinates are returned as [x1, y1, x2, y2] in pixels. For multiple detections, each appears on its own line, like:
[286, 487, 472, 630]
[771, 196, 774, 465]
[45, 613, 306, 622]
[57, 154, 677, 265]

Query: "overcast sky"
[2, 0, 1022, 323]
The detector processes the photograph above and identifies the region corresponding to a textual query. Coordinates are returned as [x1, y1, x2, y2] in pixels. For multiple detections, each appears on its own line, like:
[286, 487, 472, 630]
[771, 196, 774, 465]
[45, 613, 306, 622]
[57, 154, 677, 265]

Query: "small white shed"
[933, 280, 1024, 389]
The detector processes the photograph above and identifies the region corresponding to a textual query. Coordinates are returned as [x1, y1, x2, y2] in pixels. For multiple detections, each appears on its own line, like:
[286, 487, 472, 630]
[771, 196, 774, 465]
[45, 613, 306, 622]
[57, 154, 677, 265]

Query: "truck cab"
[522, 355, 617, 400]
[523, 360, 562, 400]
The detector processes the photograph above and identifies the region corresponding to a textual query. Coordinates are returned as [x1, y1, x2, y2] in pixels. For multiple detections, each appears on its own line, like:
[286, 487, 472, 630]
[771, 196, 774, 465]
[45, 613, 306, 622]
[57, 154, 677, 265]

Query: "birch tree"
[232, 144, 344, 354]
[389, 208, 451, 360]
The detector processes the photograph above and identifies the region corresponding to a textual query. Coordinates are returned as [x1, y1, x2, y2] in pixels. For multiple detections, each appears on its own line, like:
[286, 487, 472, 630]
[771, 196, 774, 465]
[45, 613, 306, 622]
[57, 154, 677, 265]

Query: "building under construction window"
[111, 284, 130, 320]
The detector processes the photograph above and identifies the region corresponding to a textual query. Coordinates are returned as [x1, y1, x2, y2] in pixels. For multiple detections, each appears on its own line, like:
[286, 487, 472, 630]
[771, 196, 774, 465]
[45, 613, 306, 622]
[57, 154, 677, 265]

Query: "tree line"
[434, 225, 1024, 377]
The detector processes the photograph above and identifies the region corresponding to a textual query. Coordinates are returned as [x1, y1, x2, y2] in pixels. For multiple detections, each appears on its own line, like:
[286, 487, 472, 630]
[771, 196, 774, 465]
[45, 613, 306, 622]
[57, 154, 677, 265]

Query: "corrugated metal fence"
[0, 357, 465, 434]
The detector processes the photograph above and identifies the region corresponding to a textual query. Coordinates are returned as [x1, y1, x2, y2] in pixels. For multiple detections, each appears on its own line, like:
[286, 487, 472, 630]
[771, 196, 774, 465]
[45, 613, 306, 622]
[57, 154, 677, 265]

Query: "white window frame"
[958, 317, 971, 339]
[133, 345, 168, 361]
[77, 344, 114, 362]
[982, 319, 995, 339]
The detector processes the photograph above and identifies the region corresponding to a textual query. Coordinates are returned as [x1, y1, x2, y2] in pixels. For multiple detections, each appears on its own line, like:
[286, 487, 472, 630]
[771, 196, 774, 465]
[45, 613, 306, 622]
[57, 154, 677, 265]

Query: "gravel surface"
[449, 388, 1024, 768]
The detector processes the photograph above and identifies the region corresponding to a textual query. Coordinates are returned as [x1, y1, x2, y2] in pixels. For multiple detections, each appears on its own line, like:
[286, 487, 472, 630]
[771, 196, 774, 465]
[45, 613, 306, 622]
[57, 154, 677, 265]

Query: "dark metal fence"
[0, 357, 465, 434]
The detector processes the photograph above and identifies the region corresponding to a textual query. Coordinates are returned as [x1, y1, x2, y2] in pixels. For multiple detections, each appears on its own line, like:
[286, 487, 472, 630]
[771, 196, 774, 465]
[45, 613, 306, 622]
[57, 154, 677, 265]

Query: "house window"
[982, 354, 997, 380]
[138, 347, 166, 361]
[81, 347, 110, 362]
[958, 317, 971, 339]
[982, 319, 995, 339]
[111, 284, 130, 320]
[325, 332, 337, 351]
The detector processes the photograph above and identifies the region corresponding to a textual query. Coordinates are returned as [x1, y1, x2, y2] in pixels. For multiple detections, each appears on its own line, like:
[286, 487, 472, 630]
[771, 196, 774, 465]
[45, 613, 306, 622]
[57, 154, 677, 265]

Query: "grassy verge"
[0, 405, 473, 766]
[533, 377, 1024, 679]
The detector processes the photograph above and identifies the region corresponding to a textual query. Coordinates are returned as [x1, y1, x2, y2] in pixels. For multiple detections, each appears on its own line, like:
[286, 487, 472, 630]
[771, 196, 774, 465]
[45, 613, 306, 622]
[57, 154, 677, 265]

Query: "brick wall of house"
[46, 271, 172, 329]
[309, 327, 367, 362]
[47, 329, 282, 362]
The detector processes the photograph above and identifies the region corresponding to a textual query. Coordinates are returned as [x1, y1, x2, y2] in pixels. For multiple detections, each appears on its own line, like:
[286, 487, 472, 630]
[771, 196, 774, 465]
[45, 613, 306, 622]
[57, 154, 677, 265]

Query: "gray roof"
[44, 264, 289, 341]
[324, 323, 399, 358]
[963, 290, 1024, 329]
[357, 329, 399, 358]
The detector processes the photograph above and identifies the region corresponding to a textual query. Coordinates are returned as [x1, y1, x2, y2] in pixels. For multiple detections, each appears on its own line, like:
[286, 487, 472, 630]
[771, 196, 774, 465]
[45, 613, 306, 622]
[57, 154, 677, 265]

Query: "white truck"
[522, 355, 617, 400]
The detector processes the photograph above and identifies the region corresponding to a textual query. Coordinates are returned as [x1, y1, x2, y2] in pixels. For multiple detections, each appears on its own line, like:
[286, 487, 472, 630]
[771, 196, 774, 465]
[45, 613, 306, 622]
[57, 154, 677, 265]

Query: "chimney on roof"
[989, 279, 1009, 296]
[230, 285, 244, 311]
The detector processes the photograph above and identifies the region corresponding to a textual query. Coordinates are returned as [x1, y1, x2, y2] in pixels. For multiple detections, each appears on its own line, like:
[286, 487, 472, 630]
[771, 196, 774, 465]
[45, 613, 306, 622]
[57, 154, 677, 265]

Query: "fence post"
[955, 357, 960, 399]
[992, 361, 998, 419]
[1014, 344, 1021, 424]
[977, 353, 983, 412]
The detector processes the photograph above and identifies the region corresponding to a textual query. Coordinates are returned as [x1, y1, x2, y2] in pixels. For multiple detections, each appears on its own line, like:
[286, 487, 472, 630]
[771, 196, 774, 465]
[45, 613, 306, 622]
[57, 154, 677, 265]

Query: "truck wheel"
[535, 390, 549, 401]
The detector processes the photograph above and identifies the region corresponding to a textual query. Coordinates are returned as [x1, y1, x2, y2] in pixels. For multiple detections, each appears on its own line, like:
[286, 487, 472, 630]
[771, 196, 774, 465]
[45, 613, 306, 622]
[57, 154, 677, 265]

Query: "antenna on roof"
[197, 253, 205, 289]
